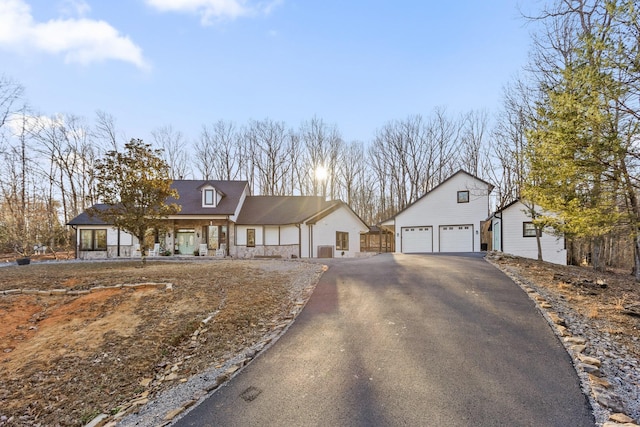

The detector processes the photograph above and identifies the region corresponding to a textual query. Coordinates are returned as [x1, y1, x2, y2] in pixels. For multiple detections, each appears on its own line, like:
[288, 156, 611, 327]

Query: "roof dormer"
[198, 183, 224, 208]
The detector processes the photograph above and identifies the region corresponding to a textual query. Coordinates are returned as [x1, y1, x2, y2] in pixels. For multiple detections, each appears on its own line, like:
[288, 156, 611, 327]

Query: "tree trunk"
[592, 237, 605, 272]
[535, 226, 543, 261]
[634, 233, 640, 282]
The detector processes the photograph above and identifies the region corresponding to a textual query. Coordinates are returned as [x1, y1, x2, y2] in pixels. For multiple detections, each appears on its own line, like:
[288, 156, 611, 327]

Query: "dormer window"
[199, 183, 225, 208]
[204, 189, 215, 206]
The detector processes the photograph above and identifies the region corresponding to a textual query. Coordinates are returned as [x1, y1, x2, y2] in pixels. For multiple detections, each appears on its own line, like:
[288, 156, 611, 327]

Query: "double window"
[336, 231, 349, 251]
[80, 229, 107, 250]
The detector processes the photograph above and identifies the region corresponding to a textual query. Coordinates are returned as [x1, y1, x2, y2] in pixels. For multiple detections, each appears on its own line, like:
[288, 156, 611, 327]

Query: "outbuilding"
[380, 170, 493, 253]
[491, 199, 567, 265]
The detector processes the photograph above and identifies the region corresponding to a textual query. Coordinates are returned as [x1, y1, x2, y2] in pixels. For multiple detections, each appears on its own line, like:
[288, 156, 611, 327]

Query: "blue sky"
[1, 0, 536, 144]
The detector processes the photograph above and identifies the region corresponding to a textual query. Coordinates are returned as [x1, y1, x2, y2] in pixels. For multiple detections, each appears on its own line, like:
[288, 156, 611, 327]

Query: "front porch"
[160, 219, 230, 257]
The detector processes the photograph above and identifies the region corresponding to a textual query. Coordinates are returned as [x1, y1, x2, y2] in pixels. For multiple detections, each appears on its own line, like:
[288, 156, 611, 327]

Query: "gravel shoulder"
[487, 253, 639, 426]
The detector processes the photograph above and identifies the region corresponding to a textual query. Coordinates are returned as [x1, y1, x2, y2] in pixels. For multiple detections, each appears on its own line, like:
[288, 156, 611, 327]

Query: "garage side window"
[336, 231, 349, 251]
[523, 222, 539, 237]
[457, 190, 469, 203]
[80, 229, 107, 250]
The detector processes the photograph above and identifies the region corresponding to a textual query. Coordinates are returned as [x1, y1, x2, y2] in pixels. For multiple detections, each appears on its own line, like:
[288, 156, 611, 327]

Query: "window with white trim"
[203, 189, 215, 206]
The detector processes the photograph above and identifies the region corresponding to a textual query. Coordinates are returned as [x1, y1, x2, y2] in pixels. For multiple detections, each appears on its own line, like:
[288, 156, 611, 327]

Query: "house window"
[80, 229, 107, 250]
[247, 229, 256, 247]
[204, 189, 215, 206]
[336, 231, 349, 251]
[523, 222, 539, 238]
[457, 190, 469, 203]
[207, 225, 228, 249]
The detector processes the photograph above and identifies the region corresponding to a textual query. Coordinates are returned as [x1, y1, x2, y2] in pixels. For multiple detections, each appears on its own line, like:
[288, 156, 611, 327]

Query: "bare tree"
[0, 109, 61, 256]
[0, 75, 24, 130]
[245, 118, 292, 195]
[94, 110, 124, 151]
[151, 124, 191, 179]
[337, 141, 365, 206]
[299, 116, 342, 198]
[458, 110, 489, 177]
[195, 120, 244, 181]
[29, 114, 99, 227]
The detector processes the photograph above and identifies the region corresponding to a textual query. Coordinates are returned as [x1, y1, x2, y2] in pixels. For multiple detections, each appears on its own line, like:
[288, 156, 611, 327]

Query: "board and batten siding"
[493, 201, 567, 265]
[393, 172, 491, 253]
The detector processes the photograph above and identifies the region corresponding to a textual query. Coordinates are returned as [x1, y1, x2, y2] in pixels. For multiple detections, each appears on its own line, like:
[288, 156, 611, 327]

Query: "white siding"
[393, 171, 490, 253]
[306, 206, 368, 258]
[492, 218, 501, 251]
[235, 225, 263, 245]
[499, 201, 567, 265]
[280, 225, 299, 245]
[264, 226, 279, 245]
[301, 223, 311, 258]
[106, 228, 133, 245]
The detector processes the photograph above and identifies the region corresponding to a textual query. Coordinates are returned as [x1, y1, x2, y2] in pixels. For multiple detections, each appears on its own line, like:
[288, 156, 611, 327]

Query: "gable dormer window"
[203, 188, 216, 207]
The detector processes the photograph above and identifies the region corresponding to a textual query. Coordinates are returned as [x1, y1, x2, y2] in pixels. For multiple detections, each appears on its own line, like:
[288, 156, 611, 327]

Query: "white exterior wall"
[301, 223, 311, 258]
[75, 225, 138, 259]
[235, 225, 263, 245]
[280, 225, 299, 245]
[232, 224, 302, 258]
[304, 206, 368, 258]
[495, 201, 567, 265]
[229, 184, 250, 222]
[393, 172, 490, 253]
[264, 226, 279, 245]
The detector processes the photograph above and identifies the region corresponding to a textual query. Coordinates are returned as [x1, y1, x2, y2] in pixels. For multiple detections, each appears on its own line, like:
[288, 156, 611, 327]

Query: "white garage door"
[439, 225, 473, 252]
[401, 226, 433, 253]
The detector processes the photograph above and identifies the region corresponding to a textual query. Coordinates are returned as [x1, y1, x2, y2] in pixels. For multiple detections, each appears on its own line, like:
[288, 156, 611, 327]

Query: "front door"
[176, 230, 195, 255]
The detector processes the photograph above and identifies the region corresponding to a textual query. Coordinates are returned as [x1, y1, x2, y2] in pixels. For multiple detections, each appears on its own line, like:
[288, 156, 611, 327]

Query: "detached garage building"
[380, 170, 493, 253]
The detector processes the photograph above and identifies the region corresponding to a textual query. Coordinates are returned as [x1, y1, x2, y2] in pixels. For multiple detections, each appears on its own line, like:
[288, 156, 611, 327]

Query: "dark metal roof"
[67, 204, 111, 225]
[235, 196, 334, 225]
[67, 180, 248, 225]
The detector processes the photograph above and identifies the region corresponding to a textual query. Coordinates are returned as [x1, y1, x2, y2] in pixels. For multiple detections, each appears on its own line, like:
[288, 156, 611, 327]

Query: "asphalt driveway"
[174, 253, 594, 426]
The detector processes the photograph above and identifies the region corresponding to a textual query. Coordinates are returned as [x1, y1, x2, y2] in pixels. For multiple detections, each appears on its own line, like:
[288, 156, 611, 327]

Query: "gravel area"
[489, 256, 640, 426]
[115, 260, 324, 427]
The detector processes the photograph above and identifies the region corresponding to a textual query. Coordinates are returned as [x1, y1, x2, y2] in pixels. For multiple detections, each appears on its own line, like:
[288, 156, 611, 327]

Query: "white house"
[380, 170, 493, 253]
[68, 181, 369, 259]
[233, 196, 369, 258]
[491, 200, 567, 265]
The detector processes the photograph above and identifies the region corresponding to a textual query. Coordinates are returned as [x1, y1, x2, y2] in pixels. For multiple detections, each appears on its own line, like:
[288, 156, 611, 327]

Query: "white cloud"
[58, 0, 91, 18]
[0, 0, 149, 69]
[145, 0, 283, 25]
